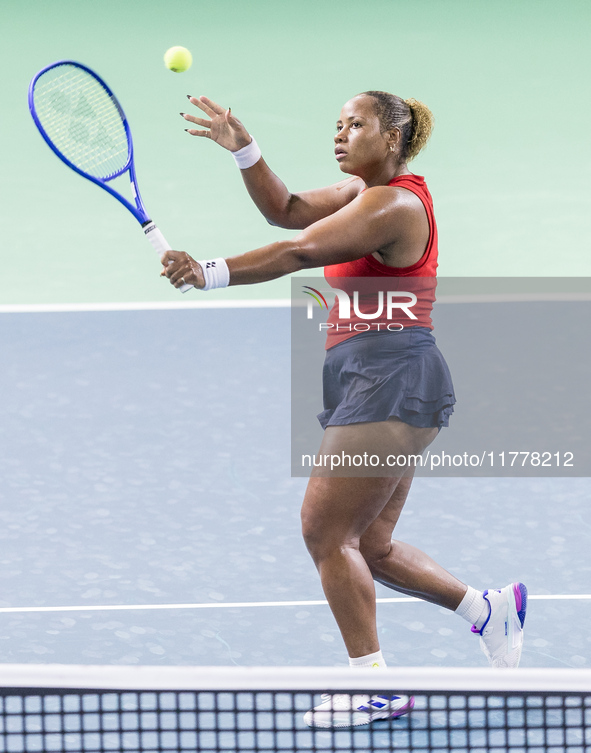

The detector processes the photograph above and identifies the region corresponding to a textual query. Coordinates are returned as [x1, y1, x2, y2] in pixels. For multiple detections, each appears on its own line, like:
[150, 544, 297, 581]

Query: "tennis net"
[0, 664, 589, 752]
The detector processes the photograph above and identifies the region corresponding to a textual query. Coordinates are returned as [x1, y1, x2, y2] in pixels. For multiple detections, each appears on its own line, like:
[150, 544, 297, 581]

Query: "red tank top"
[323, 174, 438, 349]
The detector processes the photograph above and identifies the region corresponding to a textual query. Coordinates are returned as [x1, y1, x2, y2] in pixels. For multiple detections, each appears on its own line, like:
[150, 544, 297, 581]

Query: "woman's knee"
[300, 507, 319, 554]
[301, 509, 358, 563]
[300, 475, 397, 564]
[359, 536, 392, 570]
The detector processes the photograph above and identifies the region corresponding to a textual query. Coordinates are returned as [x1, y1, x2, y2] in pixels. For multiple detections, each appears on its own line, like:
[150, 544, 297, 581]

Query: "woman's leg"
[359, 474, 468, 610]
[301, 418, 441, 657]
[358, 467, 528, 670]
[301, 473, 400, 658]
[302, 418, 526, 673]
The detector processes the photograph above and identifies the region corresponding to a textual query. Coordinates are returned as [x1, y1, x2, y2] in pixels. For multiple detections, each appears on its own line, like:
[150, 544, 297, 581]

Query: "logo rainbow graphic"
[302, 286, 328, 310]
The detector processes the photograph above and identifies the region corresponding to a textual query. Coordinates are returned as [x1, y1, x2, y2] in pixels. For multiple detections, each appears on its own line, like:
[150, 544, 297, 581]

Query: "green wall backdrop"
[1, 0, 590, 304]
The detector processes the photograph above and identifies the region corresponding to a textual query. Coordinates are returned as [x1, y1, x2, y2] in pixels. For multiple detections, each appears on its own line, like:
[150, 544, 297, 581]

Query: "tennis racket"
[28, 60, 192, 293]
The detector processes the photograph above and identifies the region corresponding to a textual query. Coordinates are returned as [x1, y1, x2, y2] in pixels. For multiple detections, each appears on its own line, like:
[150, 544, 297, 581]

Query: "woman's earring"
[390, 146, 395, 153]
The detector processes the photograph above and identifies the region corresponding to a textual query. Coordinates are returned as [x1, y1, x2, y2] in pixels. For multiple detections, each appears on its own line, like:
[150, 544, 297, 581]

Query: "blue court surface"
[0, 307, 589, 669]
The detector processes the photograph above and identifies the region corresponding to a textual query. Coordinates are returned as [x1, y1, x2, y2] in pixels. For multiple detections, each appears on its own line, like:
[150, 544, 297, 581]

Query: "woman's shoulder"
[357, 183, 425, 218]
[335, 175, 366, 200]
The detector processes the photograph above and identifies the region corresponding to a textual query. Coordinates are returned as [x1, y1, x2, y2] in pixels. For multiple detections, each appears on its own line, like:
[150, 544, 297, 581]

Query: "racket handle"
[143, 221, 193, 294]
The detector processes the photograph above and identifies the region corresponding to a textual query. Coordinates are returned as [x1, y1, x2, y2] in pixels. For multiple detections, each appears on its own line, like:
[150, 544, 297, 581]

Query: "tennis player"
[163, 92, 528, 728]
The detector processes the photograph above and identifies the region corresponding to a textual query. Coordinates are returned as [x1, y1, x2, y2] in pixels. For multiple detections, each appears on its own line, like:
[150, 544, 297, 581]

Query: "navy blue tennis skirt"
[317, 327, 456, 430]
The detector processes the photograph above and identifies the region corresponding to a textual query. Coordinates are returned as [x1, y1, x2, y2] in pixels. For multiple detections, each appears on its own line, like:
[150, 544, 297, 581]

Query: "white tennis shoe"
[303, 692, 414, 728]
[472, 582, 528, 668]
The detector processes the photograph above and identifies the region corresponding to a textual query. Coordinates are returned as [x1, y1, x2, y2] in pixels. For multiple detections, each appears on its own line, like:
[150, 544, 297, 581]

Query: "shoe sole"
[513, 582, 528, 628]
[502, 582, 527, 667]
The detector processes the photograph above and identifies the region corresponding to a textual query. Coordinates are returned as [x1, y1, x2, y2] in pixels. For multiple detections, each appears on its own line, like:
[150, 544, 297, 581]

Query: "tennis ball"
[164, 46, 193, 73]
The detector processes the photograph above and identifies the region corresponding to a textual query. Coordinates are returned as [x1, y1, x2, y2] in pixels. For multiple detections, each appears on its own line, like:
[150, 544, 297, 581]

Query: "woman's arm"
[161, 186, 418, 288]
[183, 96, 362, 229]
[239, 160, 363, 230]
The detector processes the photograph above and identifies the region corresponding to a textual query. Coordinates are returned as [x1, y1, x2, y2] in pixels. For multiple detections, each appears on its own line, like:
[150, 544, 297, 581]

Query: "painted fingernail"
[186, 94, 193, 99]
[180, 112, 186, 116]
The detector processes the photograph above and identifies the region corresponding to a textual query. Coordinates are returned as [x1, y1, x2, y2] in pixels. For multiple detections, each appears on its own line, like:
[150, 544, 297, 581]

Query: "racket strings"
[32, 65, 130, 180]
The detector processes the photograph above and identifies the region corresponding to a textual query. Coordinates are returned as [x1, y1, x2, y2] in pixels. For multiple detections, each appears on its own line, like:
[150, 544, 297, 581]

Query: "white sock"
[349, 650, 387, 668]
[455, 586, 488, 630]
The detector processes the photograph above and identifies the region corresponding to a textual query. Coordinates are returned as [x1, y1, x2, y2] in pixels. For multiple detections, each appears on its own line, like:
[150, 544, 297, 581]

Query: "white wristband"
[198, 258, 230, 291]
[232, 137, 262, 169]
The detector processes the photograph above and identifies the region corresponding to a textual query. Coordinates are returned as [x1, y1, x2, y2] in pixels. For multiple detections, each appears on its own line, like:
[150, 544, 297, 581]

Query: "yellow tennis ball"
[164, 46, 192, 73]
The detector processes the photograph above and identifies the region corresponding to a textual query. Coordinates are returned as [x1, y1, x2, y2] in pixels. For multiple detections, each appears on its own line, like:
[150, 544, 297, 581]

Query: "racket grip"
[143, 221, 193, 294]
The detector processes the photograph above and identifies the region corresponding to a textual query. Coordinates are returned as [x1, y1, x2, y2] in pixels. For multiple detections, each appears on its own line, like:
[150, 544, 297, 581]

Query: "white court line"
[0, 594, 589, 615]
[1, 292, 590, 314]
[0, 300, 291, 314]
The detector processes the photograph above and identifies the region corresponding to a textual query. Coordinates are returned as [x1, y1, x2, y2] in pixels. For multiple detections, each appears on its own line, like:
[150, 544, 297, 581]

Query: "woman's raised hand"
[182, 96, 252, 152]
